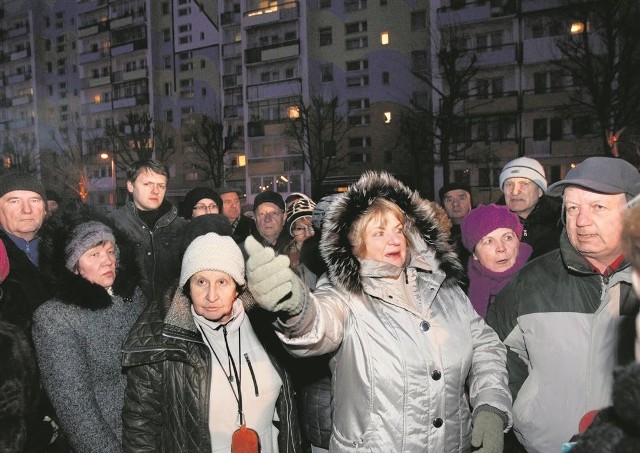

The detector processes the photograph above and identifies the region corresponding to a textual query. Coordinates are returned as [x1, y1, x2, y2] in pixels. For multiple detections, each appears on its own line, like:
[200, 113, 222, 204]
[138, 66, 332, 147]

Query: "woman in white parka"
[245, 171, 512, 452]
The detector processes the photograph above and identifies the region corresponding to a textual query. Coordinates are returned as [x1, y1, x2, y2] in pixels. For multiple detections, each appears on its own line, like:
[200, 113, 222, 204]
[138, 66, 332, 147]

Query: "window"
[179, 36, 192, 44]
[178, 7, 191, 16]
[319, 27, 332, 46]
[476, 79, 489, 98]
[572, 116, 591, 136]
[347, 75, 369, 87]
[490, 31, 502, 49]
[477, 34, 488, 51]
[411, 51, 428, 73]
[179, 24, 191, 33]
[534, 72, 547, 94]
[550, 71, 564, 92]
[347, 98, 370, 111]
[163, 29, 171, 42]
[533, 118, 547, 141]
[345, 21, 367, 34]
[164, 56, 172, 69]
[346, 37, 368, 49]
[383, 112, 391, 123]
[411, 11, 427, 31]
[349, 136, 372, 148]
[346, 59, 368, 71]
[382, 72, 389, 85]
[166, 110, 173, 122]
[162, 2, 169, 14]
[550, 118, 563, 141]
[164, 82, 171, 95]
[380, 32, 389, 45]
[348, 114, 370, 126]
[321, 64, 334, 82]
[345, 0, 367, 12]
[350, 152, 371, 163]
[320, 0, 331, 7]
[491, 78, 503, 97]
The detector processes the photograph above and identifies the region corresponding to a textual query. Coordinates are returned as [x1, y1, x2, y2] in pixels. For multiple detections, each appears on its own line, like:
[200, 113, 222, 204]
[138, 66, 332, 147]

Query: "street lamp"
[100, 152, 116, 207]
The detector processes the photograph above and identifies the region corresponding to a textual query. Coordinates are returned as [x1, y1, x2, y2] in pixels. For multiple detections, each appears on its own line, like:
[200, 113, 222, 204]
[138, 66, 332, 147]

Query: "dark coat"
[110, 198, 186, 303]
[231, 214, 255, 244]
[121, 284, 303, 453]
[517, 195, 562, 259]
[571, 362, 640, 452]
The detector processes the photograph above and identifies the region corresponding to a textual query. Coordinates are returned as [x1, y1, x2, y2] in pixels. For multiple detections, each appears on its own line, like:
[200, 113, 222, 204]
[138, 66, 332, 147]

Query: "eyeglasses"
[193, 204, 218, 213]
[292, 225, 314, 236]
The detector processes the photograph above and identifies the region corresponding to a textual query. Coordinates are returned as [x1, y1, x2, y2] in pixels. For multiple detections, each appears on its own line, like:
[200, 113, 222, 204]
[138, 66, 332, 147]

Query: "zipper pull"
[244, 353, 259, 396]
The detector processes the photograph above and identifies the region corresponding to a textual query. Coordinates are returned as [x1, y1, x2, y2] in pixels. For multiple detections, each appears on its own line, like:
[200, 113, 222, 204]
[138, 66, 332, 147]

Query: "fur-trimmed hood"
[320, 171, 464, 293]
[39, 203, 140, 309]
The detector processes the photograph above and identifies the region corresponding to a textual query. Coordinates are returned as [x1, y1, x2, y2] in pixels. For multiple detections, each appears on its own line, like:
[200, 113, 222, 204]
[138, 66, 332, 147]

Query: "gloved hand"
[471, 410, 504, 453]
[244, 236, 305, 316]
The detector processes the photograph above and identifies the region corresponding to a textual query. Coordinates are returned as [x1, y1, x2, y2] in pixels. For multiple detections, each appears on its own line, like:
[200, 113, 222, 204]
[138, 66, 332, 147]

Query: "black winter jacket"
[121, 285, 303, 453]
[110, 198, 186, 302]
[517, 195, 562, 259]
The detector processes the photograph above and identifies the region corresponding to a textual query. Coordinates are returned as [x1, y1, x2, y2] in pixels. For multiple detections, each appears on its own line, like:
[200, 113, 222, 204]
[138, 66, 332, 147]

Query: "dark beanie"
[179, 213, 233, 257]
[180, 187, 222, 219]
[439, 182, 471, 203]
[0, 172, 47, 201]
[253, 190, 285, 212]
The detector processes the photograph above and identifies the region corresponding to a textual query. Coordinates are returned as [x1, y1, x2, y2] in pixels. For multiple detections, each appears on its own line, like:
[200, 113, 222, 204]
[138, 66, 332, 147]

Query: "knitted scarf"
[467, 242, 532, 318]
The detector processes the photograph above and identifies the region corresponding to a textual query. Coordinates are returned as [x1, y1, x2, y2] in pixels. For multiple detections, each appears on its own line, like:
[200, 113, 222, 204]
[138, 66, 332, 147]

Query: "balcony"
[113, 92, 148, 109]
[244, 1, 298, 29]
[221, 11, 240, 26]
[246, 78, 301, 101]
[7, 72, 31, 84]
[463, 92, 518, 113]
[79, 49, 109, 64]
[77, 20, 109, 38]
[224, 104, 242, 119]
[6, 25, 29, 40]
[111, 38, 147, 57]
[12, 94, 32, 106]
[112, 68, 147, 83]
[245, 40, 299, 65]
[10, 48, 29, 61]
[437, 0, 516, 27]
[222, 41, 242, 59]
[9, 117, 34, 129]
[81, 74, 111, 89]
[223, 74, 242, 88]
[457, 44, 517, 69]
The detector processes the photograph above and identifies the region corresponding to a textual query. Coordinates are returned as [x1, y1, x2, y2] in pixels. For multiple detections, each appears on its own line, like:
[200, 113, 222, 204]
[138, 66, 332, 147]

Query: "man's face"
[503, 177, 543, 219]
[254, 202, 285, 245]
[126, 169, 167, 211]
[442, 189, 471, 224]
[564, 186, 627, 272]
[0, 190, 46, 241]
[220, 191, 241, 221]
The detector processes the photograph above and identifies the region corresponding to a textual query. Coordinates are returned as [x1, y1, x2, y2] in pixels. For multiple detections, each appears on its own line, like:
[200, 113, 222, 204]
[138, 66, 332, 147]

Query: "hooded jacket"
[486, 231, 638, 453]
[32, 203, 145, 453]
[276, 172, 512, 452]
[121, 283, 303, 453]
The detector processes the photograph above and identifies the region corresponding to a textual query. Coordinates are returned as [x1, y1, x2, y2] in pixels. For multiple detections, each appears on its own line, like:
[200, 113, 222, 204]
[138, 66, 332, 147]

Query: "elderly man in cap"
[486, 157, 640, 453]
[439, 182, 473, 269]
[500, 156, 562, 258]
[251, 190, 289, 250]
[0, 171, 67, 449]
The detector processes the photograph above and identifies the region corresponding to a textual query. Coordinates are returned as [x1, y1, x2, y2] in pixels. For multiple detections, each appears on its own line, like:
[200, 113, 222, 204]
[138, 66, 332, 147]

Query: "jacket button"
[420, 320, 430, 331]
[431, 370, 442, 381]
[433, 418, 443, 428]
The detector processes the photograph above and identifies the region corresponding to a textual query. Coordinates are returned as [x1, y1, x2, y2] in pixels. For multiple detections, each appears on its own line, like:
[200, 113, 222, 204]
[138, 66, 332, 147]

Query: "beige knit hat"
[180, 232, 245, 287]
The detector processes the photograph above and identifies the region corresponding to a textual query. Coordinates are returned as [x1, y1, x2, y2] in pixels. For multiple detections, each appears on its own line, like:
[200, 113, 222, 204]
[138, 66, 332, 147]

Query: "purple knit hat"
[461, 204, 523, 253]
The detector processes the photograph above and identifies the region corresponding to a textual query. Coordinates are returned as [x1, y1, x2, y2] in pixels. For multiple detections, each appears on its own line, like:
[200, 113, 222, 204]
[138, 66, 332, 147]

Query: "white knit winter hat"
[499, 156, 547, 191]
[180, 233, 245, 287]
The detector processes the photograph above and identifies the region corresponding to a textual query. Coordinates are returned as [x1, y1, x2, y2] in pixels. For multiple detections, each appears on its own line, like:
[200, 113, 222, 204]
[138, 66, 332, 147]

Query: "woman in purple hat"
[461, 204, 532, 318]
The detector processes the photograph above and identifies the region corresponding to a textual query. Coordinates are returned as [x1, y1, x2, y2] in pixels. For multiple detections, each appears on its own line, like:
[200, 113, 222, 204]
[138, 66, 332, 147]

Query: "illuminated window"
[381, 32, 389, 45]
[238, 155, 246, 167]
[570, 21, 584, 34]
[384, 112, 391, 123]
[94, 94, 101, 104]
[288, 106, 300, 119]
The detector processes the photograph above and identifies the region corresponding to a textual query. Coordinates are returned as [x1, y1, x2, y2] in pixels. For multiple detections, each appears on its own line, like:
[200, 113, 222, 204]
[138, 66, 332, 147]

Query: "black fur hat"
[39, 202, 140, 309]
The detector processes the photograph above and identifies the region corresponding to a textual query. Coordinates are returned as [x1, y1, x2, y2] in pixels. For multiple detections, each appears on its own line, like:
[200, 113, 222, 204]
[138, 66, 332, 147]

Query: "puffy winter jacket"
[486, 232, 638, 453]
[276, 172, 512, 452]
[121, 285, 303, 453]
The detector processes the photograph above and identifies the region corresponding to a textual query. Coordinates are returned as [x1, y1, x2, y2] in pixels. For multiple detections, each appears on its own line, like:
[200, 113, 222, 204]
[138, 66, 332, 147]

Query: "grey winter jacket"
[121, 286, 303, 453]
[486, 231, 638, 453]
[110, 198, 186, 302]
[276, 172, 512, 452]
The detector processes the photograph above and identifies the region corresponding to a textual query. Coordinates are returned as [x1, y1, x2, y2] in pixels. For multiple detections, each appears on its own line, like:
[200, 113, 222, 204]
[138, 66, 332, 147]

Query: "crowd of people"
[0, 154, 639, 453]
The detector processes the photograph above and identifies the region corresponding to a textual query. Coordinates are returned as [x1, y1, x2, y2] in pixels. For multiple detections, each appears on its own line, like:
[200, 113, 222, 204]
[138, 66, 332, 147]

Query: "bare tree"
[554, 0, 640, 158]
[49, 120, 90, 202]
[411, 27, 480, 186]
[284, 95, 350, 198]
[188, 114, 242, 188]
[152, 123, 178, 164]
[2, 131, 39, 174]
[395, 109, 435, 199]
[103, 112, 154, 169]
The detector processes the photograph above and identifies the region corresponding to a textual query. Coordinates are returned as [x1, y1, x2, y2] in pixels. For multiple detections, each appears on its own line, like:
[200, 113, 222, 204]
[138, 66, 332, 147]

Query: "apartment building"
[436, 0, 603, 204]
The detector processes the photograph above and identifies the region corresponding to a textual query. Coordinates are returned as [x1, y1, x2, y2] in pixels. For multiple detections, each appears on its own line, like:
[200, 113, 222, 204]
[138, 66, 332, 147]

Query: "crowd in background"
[0, 154, 639, 453]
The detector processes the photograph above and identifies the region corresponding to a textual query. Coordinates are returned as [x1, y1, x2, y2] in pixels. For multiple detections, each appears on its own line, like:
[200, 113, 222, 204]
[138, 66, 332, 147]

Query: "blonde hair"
[349, 198, 407, 260]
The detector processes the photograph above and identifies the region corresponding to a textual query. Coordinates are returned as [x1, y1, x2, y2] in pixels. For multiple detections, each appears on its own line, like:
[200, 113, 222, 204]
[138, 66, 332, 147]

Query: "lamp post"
[100, 152, 116, 208]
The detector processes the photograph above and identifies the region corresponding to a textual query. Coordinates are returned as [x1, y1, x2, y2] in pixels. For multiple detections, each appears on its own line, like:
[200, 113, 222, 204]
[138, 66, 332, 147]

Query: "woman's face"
[473, 227, 520, 272]
[189, 270, 239, 323]
[76, 241, 117, 288]
[291, 217, 315, 246]
[362, 211, 407, 267]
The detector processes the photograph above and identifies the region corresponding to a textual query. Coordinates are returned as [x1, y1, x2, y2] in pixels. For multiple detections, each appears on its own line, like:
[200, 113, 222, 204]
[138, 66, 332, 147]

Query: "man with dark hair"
[219, 187, 254, 244]
[439, 182, 473, 270]
[110, 159, 186, 302]
[252, 190, 289, 250]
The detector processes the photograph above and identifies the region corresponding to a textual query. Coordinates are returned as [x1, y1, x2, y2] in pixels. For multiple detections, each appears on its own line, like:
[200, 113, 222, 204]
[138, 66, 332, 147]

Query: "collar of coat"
[320, 171, 464, 294]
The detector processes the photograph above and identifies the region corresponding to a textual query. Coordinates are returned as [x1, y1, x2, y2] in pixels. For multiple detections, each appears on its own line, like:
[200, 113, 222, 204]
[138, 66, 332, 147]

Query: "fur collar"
[39, 203, 140, 309]
[320, 171, 464, 293]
